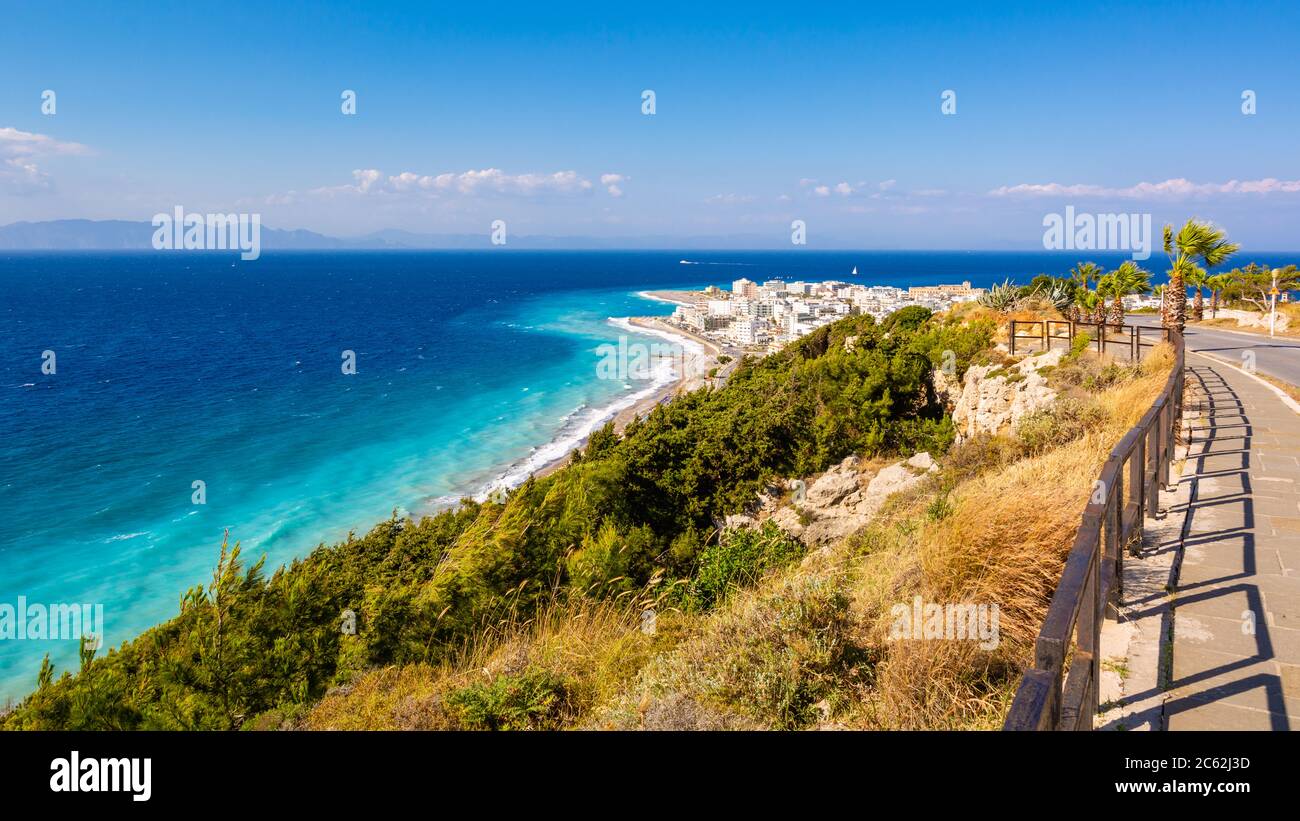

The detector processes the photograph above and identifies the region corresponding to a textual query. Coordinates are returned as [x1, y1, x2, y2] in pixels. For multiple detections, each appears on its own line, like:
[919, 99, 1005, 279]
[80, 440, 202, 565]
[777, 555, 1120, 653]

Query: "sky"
[2, 0, 1299, 248]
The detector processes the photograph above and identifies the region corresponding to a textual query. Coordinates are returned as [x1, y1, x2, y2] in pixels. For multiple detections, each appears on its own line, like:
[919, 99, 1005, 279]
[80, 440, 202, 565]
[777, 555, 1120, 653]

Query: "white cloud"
[798, 177, 909, 199]
[600, 173, 627, 197]
[308, 167, 605, 199]
[989, 177, 1300, 199]
[704, 193, 757, 205]
[0, 126, 90, 192]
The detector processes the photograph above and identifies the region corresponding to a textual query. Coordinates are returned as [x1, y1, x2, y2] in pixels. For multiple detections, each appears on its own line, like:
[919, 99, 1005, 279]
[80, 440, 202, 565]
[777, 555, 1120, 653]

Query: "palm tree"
[1068, 261, 1104, 294]
[1185, 265, 1209, 321]
[1099, 262, 1152, 327]
[1076, 289, 1105, 325]
[1161, 219, 1240, 334]
[1096, 272, 1117, 327]
[1205, 273, 1231, 317]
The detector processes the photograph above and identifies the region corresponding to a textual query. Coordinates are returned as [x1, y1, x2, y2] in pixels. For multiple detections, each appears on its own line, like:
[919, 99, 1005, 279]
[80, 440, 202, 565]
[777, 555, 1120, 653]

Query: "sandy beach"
[417, 313, 725, 512]
[637, 289, 710, 308]
[528, 315, 720, 480]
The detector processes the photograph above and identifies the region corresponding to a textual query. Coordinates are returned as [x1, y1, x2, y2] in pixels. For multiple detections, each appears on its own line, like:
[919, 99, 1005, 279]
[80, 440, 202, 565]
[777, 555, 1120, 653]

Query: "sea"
[2, 248, 1294, 700]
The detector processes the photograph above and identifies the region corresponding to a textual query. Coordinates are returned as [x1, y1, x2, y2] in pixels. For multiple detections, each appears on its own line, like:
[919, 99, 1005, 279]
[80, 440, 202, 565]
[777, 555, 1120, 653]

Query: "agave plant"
[977, 278, 1020, 312]
[1037, 281, 1075, 314]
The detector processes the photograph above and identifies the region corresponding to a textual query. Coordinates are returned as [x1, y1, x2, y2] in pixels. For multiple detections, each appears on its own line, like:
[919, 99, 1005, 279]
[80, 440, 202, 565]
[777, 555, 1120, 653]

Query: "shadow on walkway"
[1161, 365, 1291, 730]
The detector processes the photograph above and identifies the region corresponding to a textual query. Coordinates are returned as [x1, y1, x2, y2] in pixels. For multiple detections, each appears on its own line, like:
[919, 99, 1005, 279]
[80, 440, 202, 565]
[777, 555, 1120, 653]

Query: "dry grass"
[305, 585, 691, 730]
[845, 342, 1174, 728]
[302, 345, 1176, 732]
[589, 557, 863, 730]
[942, 302, 1066, 351]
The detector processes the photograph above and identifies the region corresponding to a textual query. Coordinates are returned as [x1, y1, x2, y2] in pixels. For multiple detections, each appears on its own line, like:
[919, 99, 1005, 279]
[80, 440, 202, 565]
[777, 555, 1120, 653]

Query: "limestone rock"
[932, 367, 959, 409]
[806, 455, 860, 506]
[770, 506, 805, 538]
[906, 452, 936, 472]
[951, 348, 1061, 442]
[725, 513, 756, 530]
[765, 451, 938, 546]
[1208, 307, 1290, 333]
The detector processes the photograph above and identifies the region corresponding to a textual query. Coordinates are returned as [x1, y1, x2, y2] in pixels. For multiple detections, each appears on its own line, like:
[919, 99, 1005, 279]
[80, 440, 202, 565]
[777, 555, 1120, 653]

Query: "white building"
[730, 318, 763, 346]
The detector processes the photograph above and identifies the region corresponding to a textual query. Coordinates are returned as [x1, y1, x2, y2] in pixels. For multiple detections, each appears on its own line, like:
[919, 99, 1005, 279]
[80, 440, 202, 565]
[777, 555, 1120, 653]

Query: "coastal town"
[651, 277, 988, 352]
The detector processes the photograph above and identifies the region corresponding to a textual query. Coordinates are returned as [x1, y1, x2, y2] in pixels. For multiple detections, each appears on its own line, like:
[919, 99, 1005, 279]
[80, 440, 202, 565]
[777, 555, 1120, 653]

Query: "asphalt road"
[1129, 314, 1300, 387]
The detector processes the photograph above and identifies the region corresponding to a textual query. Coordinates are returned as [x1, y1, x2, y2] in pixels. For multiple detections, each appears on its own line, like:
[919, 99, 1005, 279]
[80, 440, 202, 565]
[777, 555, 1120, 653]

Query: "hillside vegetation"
[3, 308, 995, 730]
[307, 337, 1175, 730]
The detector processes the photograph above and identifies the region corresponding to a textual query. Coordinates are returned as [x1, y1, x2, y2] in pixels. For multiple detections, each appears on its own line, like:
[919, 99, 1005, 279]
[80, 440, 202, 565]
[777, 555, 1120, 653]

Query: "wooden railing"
[1009, 319, 1172, 362]
[1002, 321, 1184, 731]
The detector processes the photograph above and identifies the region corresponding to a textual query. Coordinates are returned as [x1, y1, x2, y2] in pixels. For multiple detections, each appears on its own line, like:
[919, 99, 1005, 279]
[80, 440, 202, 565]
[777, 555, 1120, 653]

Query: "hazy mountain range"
[0, 219, 882, 251]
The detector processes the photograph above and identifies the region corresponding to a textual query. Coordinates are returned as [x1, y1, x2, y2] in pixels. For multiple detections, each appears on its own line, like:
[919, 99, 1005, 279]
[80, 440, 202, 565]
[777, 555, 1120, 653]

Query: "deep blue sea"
[2, 248, 1295, 700]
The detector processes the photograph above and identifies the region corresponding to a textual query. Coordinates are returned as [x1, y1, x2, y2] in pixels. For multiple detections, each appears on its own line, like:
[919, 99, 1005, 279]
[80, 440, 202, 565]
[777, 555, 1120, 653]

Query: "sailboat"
[851, 266, 858, 275]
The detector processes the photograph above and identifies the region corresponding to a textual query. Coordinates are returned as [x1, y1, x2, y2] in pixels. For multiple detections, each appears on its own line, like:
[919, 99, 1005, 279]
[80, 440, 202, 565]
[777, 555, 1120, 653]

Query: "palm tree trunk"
[1192, 288, 1204, 321]
[1211, 290, 1219, 318]
[1169, 274, 1186, 333]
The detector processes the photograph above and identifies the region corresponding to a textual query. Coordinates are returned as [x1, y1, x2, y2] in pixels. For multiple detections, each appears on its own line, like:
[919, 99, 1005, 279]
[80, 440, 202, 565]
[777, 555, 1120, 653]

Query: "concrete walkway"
[1129, 315, 1300, 387]
[1162, 356, 1300, 729]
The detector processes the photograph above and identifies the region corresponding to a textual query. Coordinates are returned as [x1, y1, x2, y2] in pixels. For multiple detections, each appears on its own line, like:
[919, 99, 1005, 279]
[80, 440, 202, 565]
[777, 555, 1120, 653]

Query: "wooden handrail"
[1002, 320, 1184, 731]
[1009, 318, 1172, 360]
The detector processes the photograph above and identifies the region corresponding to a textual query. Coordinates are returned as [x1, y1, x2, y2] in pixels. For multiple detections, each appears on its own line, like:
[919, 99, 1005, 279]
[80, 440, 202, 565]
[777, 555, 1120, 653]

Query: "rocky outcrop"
[770, 452, 938, 546]
[1204, 307, 1290, 333]
[948, 348, 1061, 442]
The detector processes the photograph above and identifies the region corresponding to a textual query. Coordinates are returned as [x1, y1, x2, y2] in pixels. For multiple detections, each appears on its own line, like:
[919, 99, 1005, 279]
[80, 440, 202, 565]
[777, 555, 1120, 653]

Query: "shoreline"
[528, 316, 717, 480]
[418, 313, 721, 507]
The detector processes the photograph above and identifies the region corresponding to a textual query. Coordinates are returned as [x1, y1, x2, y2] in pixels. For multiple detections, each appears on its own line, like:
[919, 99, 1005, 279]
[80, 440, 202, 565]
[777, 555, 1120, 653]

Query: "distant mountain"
[0, 219, 897, 251]
[0, 219, 357, 251]
[0, 219, 153, 250]
[353, 229, 828, 250]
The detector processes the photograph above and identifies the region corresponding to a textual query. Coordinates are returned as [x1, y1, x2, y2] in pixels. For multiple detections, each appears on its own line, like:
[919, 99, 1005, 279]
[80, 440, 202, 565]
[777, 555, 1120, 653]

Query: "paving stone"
[1162, 358, 1300, 729]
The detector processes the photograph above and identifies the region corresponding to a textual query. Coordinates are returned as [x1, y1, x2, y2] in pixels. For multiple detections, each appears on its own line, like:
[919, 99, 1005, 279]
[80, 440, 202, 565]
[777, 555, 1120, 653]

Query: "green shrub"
[942, 433, 1022, 483]
[1014, 397, 1107, 454]
[1066, 332, 1092, 361]
[689, 522, 805, 610]
[883, 305, 932, 332]
[712, 578, 859, 729]
[447, 668, 572, 730]
[3, 308, 995, 730]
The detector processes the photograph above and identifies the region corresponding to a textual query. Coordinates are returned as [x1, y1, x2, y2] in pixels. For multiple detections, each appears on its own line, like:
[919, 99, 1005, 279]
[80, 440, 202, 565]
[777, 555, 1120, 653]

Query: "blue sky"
[2, 0, 1299, 247]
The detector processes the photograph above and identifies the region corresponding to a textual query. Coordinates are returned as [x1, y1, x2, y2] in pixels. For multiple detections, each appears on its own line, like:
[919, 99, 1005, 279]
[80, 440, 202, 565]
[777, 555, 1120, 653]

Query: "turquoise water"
[8, 248, 1293, 701]
[0, 252, 707, 699]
